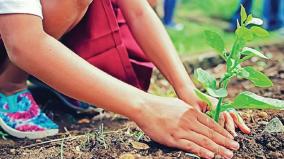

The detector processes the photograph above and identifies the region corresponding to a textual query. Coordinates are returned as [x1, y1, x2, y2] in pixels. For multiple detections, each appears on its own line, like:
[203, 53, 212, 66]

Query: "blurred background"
[150, 0, 284, 56]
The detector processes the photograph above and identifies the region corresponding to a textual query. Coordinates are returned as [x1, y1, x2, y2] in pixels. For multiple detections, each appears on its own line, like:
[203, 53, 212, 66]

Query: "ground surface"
[0, 44, 284, 159]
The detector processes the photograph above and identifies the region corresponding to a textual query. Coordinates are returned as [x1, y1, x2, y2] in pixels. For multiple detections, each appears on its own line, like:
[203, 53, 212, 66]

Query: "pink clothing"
[0, 0, 153, 91]
[62, 0, 153, 91]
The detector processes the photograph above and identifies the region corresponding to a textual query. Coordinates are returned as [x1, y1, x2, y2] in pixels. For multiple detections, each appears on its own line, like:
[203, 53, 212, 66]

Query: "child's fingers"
[229, 111, 251, 134]
[224, 112, 237, 137]
[218, 112, 225, 128]
[196, 101, 208, 112]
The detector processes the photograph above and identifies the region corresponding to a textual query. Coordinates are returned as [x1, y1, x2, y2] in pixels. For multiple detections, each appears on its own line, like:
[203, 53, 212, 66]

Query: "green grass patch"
[168, 0, 283, 55]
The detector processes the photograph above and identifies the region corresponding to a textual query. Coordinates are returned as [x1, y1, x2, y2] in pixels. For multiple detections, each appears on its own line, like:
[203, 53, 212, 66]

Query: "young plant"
[194, 5, 284, 122]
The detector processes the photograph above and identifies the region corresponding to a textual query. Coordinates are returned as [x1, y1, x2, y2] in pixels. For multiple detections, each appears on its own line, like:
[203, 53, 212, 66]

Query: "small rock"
[10, 149, 16, 154]
[119, 153, 136, 159]
[75, 146, 81, 152]
[78, 118, 90, 124]
[130, 141, 149, 150]
[263, 117, 284, 133]
[258, 112, 268, 118]
[268, 152, 282, 158]
[241, 113, 251, 121]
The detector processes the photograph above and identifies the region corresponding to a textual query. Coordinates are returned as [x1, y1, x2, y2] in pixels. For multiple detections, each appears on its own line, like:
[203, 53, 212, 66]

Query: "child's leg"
[0, 0, 93, 139]
[0, 0, 92, 95]
[263, 0, 282, 31]
[163, 0, 177, 26]
[0, 59, 29, 95]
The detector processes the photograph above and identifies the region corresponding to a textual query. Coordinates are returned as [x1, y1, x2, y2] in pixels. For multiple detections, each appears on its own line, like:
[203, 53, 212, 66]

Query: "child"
[0, 0, 248, 158]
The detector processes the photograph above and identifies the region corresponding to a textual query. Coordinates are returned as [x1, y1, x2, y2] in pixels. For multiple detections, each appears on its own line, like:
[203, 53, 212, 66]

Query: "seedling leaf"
[204, 30, 225, 55]
[246, 14, 253, 25]
[230, 38, 246, 59]
[200, 12, 277, 123]
[240, 5, 247, 24]
[227, 58, 237, 71]
[241, 47, 268, 59]
[237, 19, 241, 28]
[207, 88, 228, 98]
[247, 17, 263, 26]
[240, 66, 273, 87]
[238, 68, 249, 78]
[194, 89, 213, 110]
[236, 26, 254, 41]
[231, 91, 284, 110]
[194, 68, 216, 89]
[250, 26, 269, 37]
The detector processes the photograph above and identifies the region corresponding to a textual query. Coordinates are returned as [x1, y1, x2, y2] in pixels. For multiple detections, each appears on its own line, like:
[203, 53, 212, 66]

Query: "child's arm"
[0, 14, 237, 158]
[118, 0, 249, 135]
[0, 14, 144, 119]
[117, 0, 201, 109]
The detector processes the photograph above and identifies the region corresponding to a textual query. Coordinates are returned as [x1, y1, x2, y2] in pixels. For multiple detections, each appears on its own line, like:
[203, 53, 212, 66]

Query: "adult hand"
[134, 96, 240, 159]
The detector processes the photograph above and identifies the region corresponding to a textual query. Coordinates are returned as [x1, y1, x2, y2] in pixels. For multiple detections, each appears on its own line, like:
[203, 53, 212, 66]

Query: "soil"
[0, 44, 284, 159]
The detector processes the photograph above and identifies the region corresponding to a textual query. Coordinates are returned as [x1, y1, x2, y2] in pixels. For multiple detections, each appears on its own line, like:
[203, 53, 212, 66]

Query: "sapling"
[194, 5, 284, 123]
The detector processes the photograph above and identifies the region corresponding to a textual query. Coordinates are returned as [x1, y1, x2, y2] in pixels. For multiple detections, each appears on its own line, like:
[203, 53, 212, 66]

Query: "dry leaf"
[131, 141, 149, 150]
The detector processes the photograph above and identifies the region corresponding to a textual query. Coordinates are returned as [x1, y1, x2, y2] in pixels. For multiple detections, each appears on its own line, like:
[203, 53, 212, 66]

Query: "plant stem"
[214, 37, 242, 122]
[214, 79, 229, 122]
[214, 97, 223, 122]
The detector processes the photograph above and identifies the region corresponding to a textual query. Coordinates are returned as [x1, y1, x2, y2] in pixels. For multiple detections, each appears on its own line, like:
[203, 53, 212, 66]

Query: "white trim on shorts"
[0, 0, 43, 19]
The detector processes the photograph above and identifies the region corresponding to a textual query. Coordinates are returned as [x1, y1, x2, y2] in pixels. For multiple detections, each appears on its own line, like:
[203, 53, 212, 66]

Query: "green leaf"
[229, 91, 284, 110]
[207, 88, 228, 98]
[227, 58, 237, 71]
[250, 26, 269, 37]
[0, 130, 8, 140]
[240, 66, 273, 87]
[194, 68, 216, 89]
[241, 47, 268, 59]
[240, 5, 247, 24]
[247, 17, 263, 26]
[230, 38, 246, 59]
[204, 30, 225, 54]
[245, 14, 253, 25]
[194, 89, 213, 110]
[237, 19, 241, 28]
[238, 68, 249, 78]
[236, 26, 254, 41]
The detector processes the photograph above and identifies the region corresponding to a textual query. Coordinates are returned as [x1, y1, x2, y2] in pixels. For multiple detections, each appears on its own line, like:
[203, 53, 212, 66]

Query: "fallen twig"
[21, 135, 84, 149]
[21, 126, 130, 149]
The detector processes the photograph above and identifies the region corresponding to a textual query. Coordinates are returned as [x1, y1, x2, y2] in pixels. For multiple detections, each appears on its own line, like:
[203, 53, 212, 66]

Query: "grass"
[0, 130, 8, 140]
[167, 0, 284, 55]
[60, 137, 65, 159]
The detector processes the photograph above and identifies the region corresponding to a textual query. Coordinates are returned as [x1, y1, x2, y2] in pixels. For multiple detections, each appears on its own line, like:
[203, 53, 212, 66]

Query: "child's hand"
[200, 97, 251, 137]
[175, 87, 250, 137]
[218, 109, 251, 136]
[134, 96, 239, 159]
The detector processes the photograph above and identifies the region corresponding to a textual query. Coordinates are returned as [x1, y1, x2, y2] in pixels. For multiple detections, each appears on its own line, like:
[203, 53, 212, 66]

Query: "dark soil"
[234, 110, 284, 159]
[0, 44, 284, 159]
